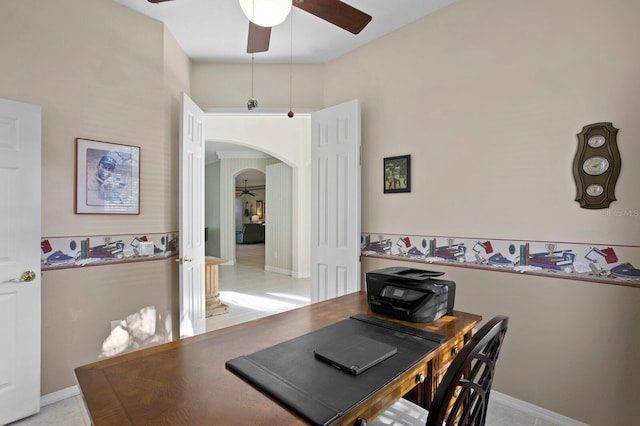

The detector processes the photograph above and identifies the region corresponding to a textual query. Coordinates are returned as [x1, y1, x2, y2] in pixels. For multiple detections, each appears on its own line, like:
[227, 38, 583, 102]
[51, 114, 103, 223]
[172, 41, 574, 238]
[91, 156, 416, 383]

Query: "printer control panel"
[380, 285, 427, 307]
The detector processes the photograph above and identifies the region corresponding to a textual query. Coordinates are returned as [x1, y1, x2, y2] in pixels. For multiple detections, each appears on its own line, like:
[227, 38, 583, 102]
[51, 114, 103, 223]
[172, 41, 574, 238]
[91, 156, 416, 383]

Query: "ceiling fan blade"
[247, 22, 271, 54]
[293, 0, 372, 35]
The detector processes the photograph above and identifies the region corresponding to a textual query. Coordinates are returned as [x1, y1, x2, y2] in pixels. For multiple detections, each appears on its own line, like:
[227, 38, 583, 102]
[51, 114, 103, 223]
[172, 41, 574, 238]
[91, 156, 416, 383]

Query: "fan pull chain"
[247, 0, 257, 110]
[288, 11, 294, 118]
[248, 53, 258, 110]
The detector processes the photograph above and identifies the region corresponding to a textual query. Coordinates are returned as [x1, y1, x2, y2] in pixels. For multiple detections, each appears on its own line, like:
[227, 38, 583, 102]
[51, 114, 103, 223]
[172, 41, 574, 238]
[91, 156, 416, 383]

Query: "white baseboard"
[491, 391, 589, 426]
[264, 265, 292, 275]
[41, 385, 80, 407]
[264, 265, 310, 278]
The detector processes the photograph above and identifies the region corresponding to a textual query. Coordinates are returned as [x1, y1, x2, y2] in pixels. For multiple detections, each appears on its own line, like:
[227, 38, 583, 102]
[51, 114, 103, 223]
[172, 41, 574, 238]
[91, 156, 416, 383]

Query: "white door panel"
[179, 93, 205, 337]
[0, 98, 41, 424]
[310, 100, 361, 303]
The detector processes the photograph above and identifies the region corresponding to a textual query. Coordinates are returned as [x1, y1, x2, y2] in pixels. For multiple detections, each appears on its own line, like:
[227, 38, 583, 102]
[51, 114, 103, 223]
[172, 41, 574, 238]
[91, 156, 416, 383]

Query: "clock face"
[574, 122, 620, 209]
[582, 156, 609, 175]
[586, 184, 604, 197]
[587, 135, 606, 148]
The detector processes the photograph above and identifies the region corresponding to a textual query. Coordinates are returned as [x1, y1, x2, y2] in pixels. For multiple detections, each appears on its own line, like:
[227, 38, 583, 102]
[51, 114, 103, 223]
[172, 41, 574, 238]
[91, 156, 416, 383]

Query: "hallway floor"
[206, 243, 310, 332]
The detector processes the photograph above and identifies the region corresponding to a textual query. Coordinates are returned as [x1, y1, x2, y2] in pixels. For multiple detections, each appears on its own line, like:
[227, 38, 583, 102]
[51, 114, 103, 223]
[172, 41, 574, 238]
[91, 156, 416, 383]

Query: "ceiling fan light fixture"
[239, 0, 292, 27]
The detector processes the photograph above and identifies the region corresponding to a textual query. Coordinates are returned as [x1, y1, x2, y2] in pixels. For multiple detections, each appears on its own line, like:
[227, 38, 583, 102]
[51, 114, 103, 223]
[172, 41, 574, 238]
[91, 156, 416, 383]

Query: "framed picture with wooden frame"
[75, 138, 140, 214]
[383, 155, 411, 193]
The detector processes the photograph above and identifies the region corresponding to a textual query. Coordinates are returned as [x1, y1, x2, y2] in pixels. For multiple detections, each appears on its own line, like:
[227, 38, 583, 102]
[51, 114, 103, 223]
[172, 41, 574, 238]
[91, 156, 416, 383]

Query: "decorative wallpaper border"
[41, 232, 179, 271]
[361, 233, 640, 287]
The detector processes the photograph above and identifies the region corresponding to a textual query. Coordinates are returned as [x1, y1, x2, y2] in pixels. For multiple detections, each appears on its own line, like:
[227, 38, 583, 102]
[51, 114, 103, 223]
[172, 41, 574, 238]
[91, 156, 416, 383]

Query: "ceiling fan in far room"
[146, 0, 372, 54]
[236, 179, 266, 197]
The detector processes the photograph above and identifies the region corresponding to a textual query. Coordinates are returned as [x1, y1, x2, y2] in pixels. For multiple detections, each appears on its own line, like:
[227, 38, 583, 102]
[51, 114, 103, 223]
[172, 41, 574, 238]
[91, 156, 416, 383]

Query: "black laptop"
[314, 335, 397, 375]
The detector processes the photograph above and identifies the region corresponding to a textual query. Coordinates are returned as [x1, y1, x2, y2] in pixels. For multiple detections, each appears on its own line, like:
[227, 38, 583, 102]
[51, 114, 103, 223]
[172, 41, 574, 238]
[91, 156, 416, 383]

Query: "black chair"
[368, 315, 509, 426]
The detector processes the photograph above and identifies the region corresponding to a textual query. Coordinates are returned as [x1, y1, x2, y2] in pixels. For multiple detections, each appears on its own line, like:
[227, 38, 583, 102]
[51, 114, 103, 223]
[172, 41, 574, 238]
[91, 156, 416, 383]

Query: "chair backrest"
[425, 315, 509, 426]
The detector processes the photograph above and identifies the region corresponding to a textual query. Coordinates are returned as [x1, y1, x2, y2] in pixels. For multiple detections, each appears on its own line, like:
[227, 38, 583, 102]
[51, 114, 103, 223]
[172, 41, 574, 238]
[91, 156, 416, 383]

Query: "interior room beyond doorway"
[235, 170, 266, 247]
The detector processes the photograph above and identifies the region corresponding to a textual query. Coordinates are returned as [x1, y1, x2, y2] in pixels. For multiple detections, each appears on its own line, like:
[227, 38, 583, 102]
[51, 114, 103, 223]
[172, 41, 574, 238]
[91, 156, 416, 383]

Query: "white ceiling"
[113, 0, 456, 63]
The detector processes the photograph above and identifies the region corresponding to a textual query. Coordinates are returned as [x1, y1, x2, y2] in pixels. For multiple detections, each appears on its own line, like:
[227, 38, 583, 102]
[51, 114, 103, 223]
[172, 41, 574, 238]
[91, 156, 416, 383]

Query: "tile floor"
[206, 242, 311, 332]
[9, 243, 560, 426]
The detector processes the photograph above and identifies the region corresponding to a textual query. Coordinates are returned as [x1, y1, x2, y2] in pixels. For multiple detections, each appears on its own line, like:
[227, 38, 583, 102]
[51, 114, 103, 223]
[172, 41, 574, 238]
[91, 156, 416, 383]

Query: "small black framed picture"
[383, 155, 411, 193]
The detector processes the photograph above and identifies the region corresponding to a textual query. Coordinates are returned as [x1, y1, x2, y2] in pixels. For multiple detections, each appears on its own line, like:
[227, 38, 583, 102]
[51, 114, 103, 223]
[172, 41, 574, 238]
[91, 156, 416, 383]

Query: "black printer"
[365, 266, 455, 322]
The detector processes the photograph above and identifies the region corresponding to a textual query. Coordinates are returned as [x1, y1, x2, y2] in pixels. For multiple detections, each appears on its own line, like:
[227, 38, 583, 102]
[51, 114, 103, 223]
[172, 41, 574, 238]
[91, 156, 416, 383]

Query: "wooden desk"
[75, 292, 481, 425]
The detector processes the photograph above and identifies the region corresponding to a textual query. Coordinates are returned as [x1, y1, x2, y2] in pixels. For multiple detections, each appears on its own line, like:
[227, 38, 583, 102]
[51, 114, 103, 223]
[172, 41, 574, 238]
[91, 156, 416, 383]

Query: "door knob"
[21, 271, 36, 281]
[175, 258, 193, 264]
[9, 271, 36, 282]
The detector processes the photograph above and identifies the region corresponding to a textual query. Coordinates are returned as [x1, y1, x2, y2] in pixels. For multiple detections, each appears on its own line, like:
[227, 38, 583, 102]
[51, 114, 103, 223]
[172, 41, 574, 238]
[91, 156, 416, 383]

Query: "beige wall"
[41, 260, 176, 394]
[326, 0, 639, 245]
[333, 0, 639, 425]
[191, 63, 325, 110]
[0, 0, 188, 394]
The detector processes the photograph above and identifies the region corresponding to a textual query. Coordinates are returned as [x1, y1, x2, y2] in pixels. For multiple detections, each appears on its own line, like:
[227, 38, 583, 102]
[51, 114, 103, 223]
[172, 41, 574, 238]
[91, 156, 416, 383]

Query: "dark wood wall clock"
[573, 122, 621, 209]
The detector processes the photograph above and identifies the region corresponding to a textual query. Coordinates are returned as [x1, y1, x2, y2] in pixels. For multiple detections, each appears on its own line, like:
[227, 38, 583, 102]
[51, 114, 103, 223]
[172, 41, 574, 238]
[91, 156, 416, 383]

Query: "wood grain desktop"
[75, 292, 481, 425]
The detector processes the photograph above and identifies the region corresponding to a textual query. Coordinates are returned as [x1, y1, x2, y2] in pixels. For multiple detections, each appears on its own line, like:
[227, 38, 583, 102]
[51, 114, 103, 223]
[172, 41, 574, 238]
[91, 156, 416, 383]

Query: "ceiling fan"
[236, 179, 266, 196]
[147, 0, 372, 54]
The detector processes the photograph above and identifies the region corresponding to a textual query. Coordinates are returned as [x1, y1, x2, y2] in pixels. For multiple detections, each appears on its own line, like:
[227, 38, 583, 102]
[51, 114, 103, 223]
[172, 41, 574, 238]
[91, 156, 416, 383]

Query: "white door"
[0, 98, 41, 424]
[310, 100, 361, 303]
[179, 93, 206, 337]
